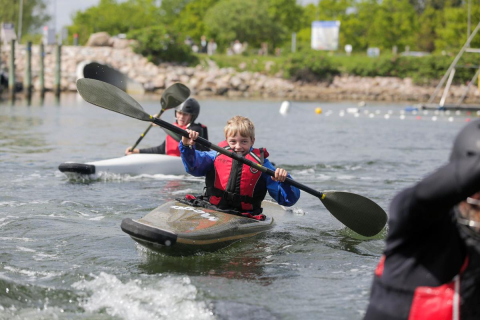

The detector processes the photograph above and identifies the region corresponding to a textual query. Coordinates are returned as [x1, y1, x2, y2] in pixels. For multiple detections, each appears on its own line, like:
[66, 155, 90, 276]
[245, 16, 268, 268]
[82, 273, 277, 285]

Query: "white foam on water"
[171, 188, 197, 195]
[286, 207, 306, 216]
[72, 272, 214, 320]
[87, 216, 104, 221]
[0, 237, 33, 242]
[293, 168, 315, 175]
[16, 246, 36, 253]
[337, 175, 355, 180]
[3, 266, 61, 280]
[0, 201, 26, 208]
[33, 252, 58, 261]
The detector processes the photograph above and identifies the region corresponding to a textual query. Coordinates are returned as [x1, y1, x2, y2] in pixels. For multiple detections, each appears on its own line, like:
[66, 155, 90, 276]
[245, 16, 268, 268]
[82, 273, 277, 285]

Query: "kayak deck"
[121, 200, 285, 254]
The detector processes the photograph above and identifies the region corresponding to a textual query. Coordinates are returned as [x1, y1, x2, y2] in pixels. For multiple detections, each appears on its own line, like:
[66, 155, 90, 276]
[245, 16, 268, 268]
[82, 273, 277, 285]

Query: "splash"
[72, 272, 214, 320]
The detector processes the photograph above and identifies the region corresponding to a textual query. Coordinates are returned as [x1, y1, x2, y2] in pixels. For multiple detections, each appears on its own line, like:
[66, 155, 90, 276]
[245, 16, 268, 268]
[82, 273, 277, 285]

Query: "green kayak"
[121, 200, 285, 254]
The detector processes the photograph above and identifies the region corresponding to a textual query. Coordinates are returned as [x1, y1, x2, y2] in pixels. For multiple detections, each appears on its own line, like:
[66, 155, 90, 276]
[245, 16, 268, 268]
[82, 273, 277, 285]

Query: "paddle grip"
[152, 117, 325, 199]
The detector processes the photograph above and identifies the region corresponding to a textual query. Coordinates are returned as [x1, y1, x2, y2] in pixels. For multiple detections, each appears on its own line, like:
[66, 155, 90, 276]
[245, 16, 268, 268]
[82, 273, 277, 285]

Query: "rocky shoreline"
[1, 44, 480, 104]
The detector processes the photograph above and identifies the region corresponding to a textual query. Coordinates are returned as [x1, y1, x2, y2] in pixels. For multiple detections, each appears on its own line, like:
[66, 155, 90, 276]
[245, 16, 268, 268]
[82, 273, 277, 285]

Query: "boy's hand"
[151, 113, 161, 127]
[272, 168, 288, 182]
[182, 129, 198, 146]
[125, 147, 140, 155]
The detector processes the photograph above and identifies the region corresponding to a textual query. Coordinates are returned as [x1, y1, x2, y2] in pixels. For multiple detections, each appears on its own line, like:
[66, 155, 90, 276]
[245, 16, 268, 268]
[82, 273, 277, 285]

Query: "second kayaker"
[125, 98, 209, 156]
[177, 115, 300, 220]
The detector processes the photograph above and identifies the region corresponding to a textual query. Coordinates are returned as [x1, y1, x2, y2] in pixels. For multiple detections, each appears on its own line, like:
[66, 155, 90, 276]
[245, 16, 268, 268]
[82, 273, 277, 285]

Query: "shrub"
[127, 26, 198, 65]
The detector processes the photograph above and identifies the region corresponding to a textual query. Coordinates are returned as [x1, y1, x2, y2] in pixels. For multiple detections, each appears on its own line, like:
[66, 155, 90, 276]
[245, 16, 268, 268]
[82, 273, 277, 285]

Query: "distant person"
[125, 98, 209, 156]
[207, 39, 217, 56]
[184, 36, 193, 48]
[233, 40, 243, 54]
[191, 43, 199, 53]
[200, 35, 207, 54]
[178, 115, 300, 220]
[259, 42, 268, 56]
[364, 119, 480, 319]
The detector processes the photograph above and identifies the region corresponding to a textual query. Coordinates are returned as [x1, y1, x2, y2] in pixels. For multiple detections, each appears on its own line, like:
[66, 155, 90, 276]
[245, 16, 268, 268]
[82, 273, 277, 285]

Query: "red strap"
[375, 255, 386, 277]
[185, 194, 196, 201]
[240, 212, 266, 221]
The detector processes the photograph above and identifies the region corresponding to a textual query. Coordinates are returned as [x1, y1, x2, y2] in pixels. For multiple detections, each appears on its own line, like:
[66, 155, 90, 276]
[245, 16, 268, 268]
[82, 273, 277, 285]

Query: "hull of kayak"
[121, 200, 285, 255]
[58, 154, 185, 178]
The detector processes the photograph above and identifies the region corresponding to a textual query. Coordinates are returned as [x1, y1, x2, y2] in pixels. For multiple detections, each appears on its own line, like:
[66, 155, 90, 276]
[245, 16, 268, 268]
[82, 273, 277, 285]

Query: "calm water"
[0, 93, 469, 319]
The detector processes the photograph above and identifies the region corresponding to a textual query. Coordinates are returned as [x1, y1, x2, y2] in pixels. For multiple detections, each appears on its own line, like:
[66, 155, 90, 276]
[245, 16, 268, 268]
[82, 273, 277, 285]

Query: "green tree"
[416, 5, 439, 52]
[204, 0, 285, 50]
[158, 0, 190, 26]
[173, 0, 219, 43]
[128, 25, 198, 64]
[367, 0, 418, 51]
[68, 0, 160, 45]
[268, 0, 304, 33]
[435, 4, 480, 51]
[0, 0, 50, 41]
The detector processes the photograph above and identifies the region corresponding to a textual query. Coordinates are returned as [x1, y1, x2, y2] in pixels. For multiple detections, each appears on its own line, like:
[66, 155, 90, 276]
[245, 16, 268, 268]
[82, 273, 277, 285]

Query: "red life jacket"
[371, 254, 470, 320]
[205, 141, 269, 213]
[165, 123, 187, 156]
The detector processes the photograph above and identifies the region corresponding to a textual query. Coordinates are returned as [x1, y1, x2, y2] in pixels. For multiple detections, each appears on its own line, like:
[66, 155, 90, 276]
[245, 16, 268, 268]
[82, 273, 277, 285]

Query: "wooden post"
[8, 39, 15, 99]
[54, 44, 61, 97]
[24, 41, 32, 96]
[39, 43, 45, 94]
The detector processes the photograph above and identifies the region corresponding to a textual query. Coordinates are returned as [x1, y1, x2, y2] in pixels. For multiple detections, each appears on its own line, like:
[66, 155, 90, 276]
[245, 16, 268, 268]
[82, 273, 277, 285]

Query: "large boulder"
[86, 32, 111, 47]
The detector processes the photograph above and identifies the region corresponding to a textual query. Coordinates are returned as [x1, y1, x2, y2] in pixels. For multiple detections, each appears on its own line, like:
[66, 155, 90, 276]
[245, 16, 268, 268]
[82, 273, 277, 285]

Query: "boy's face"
[176, 111, 192, 127]
[226, 133, 254, 156]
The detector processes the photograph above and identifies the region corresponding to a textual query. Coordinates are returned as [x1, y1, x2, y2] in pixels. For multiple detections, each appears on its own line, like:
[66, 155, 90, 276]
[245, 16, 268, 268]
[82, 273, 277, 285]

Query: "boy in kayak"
[125, 98, 209, 156]
[364, 119, 480, 320]
[178, 115, 300, 220]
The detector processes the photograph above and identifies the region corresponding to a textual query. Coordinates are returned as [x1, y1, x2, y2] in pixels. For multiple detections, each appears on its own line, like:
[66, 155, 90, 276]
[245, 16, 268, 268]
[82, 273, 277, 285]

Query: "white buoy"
[279, 101, 290, 115]
[339, 110, 345, 117]
[455, 110, 461, 115]
[432, 116, 438, 121]
[446, 110, 451, 115]
[384, 114, 390, 119]
[375, 110, 381, 115]
[423, 110, 429, 115]
[400, 114, 406, 120]
[347, 107, 359, 114]
[448, 117, 454, 122]
[354, 113, 360, 118]
[369, 113, 375, 118]
[358, 101, 366, 107]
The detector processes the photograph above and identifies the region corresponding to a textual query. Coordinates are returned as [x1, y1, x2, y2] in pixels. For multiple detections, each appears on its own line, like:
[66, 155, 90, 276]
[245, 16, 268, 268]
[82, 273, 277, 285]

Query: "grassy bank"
[196, 51, 479, 85]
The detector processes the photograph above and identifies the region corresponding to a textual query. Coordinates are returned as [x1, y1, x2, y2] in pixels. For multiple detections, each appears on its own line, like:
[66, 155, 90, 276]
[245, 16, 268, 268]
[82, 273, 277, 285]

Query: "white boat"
[58, 154, 186, 178]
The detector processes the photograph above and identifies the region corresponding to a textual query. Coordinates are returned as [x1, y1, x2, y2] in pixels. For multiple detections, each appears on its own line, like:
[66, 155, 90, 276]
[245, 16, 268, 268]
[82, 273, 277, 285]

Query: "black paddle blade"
[321, 192, 387, 237]
[76, 78, 151, 121]
[161, 83, 191, 109]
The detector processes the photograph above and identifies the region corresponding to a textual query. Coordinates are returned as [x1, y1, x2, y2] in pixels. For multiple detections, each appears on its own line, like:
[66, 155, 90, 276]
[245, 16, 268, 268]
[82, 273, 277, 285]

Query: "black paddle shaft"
[130, 108, 165, 152]
[151, 117, 325, 199]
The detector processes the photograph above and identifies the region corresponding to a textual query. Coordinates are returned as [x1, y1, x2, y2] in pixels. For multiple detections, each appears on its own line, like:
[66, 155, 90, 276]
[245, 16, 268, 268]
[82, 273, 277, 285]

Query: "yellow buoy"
[315, 107, 322, 114]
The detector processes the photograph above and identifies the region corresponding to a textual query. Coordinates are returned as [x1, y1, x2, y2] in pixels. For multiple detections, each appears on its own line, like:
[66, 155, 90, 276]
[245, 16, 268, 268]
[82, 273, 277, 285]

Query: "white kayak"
[58, 154, 186, 178]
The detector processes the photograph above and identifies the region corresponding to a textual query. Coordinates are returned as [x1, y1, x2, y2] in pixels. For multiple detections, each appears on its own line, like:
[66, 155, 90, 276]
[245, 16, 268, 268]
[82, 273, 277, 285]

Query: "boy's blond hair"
[224, 116, 255, 140]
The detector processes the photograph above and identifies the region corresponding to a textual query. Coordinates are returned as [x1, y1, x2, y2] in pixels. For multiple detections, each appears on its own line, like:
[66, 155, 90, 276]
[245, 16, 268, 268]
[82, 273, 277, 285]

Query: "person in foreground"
[125, 98, 209, 156]
[178, 115, 300, 220]
[364, 119, 480, 320]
